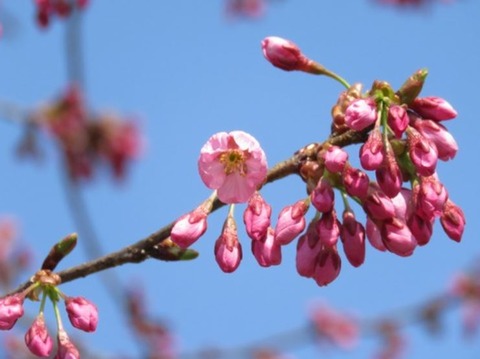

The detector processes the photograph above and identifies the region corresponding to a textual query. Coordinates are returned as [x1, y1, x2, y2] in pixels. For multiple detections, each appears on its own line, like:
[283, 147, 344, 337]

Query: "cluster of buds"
[26, 85, 140, 182]
[34, 0, 89, 28]
[0, 234, 98, 357]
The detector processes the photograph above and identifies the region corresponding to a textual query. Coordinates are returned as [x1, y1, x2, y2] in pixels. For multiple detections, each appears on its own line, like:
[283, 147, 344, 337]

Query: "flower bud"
[340, 211, 366, 267]
[0, 294, 24, 330]
[274, 200, 309, 245]
[55, 329, 80, 359]
[363, 186, 396, 221]
[360, 128, 384, 171]
[407, 213, 433, 246]
[344, 98, 377, 131]
[65, 296, 98, 332]
[243, 192, 271, 241]
[323, 146, 348, 173]
[342, 165, 369, 201]
[296, 220, 321, 278]
[310, 178, 335, 213]
[170, 203, 210, 249]
[214, 216, 242, 273]
[251, 227, 282, 267]
[388, 105, 409, 138]
[381, 219, 417, 257]
[313, 245, 342, 287]
[316, 210, 340, 247]
[25, 314, 53, 357]
[440, 200, 465, 242]
[411, 96, 457, 122]
[396, 68, 428, 105]
[415, 176, 448, 220]
[366, 218, 387, 252]
[375, 147, 402, 198]
[406, 127, 438, 177]
[411, 117, 458, 161]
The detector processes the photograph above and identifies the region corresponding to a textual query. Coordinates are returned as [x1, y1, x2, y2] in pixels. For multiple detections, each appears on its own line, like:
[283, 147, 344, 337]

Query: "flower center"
[220, 149, 247, 176]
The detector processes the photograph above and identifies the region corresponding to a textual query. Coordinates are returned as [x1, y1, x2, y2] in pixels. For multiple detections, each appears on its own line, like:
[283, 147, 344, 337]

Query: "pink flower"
[323, 146, 348, 173]
[387, 105, 409, 138]
[360, 128, 384, 170]
[310, 305, 358, 349]
[198, 131, 267, 204]
[274, 200, 309, 245]
[214, 215, 242, 273]
[25, 314, 53, 357]
[243, 192, 271, 241]
[0, 294, 24, 330]
[65, 296, 98, 332]
[170, 202, 211, 249]
[381, 218, 417, 257]
[310, 178, 335, 213]
[411, 117, 458, 161]
[406, 127, 438, 176]
[340, 211, 366, 267]
[440, 199, 466, 242]
[251, 227, 282, 267]
[261, 36, 319, 73]
[411, 96, 457, 122]
[344, 98, 377, 131]
[54, 330, 80, 359]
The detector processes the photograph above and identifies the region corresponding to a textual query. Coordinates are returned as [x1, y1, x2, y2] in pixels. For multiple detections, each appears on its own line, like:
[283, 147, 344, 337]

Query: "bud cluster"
[0, 269, 98, 358]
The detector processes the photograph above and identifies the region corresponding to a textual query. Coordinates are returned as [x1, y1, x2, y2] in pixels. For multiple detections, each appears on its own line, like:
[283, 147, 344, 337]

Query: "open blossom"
[344, 98, 377, 131]
[65, 296, 98, 332]
[25, 314, 53, 357]
[198, 131, 267, 204]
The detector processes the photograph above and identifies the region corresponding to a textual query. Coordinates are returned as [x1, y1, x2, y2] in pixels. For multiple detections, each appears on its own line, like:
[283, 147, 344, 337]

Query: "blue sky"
[0, 1, 479, 358]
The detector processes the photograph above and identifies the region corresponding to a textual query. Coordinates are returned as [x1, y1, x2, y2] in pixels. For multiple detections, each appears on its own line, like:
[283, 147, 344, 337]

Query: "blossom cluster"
[169, 36, 465, 287]
[0, 269, 98, 358]
[26, 85, 140, 182]
[34, 0, 89, 28]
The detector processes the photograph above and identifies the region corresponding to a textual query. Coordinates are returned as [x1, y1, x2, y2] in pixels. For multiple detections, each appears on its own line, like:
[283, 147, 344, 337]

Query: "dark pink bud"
[55, 330, 80, 359]
[214, 216, 242, 273]
[411, 96, 457, 122]
[0, 294, 24, 330]
[243, 192, 271, 241]
[366, 218, 387, 252]
[324, 146, 348, 173]
[170, 204, 210, 249]
[313, 245, 342, 287]
[316, 210, 340, 247]
[342, 166, 369, 201]
[360, 128, 384, 171]
[261, 36, 310, 72]
[296, 220, 321, 278]
[274, 200, 309, 245]
[407, 127, 438, 176]
[65, 296, 98, 332]
[440, 200, 466, 242]
[381, 219, 417, 257]
[407, 213, 433, 246]
[363, 186, 396, 221]
[375, 148, 402, 198]
[310, 178, 335, 213]
[25, 314, 53, 357]
[391, 188, 413, 221]
[344, 98, 377, 131]
[340, 211, 366, 267]
[388, 105, 409, 138]
[411, 117, 458, 161]
[415, 176, 448, 220]
[251, 227, 282, 267]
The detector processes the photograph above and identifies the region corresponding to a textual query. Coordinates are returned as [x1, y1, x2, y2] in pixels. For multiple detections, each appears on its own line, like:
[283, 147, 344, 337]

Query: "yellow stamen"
[220, 149, 247, 176]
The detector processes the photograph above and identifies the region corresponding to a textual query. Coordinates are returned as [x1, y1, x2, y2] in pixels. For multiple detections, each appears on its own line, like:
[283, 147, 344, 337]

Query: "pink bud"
[375, 148, 402, 198]
[360, 128, 384, 171]
[214, 216, 242, 273]
[0, 294, 24, 330]
[313, 245, 342, 287]
[243, 192, 271, 241]
[411, 96, 457, 122]
[387, 105, 409, 138]
[407, 213, 433, 246]
[310, 178, 335, 213]
[415, 176, 448, 220]
[316, 210, 340, 247]
[261, 36, 316, 73]
[274, 200, 309, 245]
[366, 218, 387, 252]
[412, 117, 458, 161]
[440, 200, 466, 242]
[25, 314, 53, 357]
[55, 330, 80, 359]
[342, 165, 370, 201]
[391, 188, 413, 221]
[323, 146, 348, 173]
[363, 187, 396, 221]
[251, 227, 282, 267]
[381, 219, 417, 257]
[340, 211, 366, 267]
[407, 127, 438, 177]
[170, 204, 209, 249]
[65, 296, 98, 332]
[344, 98, 377, 131]
[296, 220, 321, 278]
